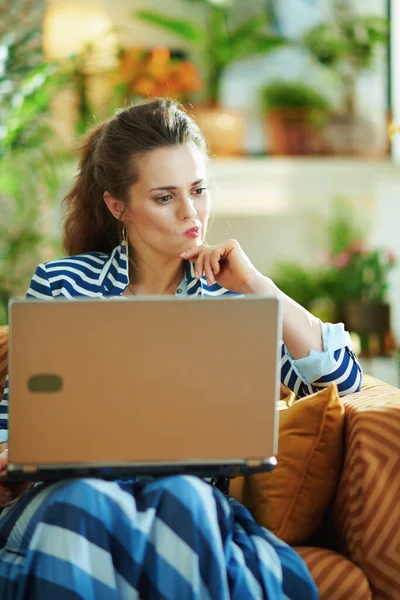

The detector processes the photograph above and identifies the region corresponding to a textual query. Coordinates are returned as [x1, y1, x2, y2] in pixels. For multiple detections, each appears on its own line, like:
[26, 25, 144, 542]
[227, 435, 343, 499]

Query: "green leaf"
[0, 167, 19, 199]
[327, 197, 365, 256]
[261, 80, 332, 112]
[358, 16, 388, 43]
[232, 33, 285, 61]
[0, 300, 7, 326]
[0, 20, 66, 299]
[273, 261, 319, 310]
[206, 4, 231, 67]
[1, 62, 59, 154]
[230, 14, 268, 50]
[1, 30, 43, 83]
[135, 10, 204, 42]
[303, 24, 345, 67]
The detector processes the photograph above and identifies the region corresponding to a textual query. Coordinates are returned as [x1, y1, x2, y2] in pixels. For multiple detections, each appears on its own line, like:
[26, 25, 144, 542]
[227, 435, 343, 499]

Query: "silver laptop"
[7, 296, 281, 482]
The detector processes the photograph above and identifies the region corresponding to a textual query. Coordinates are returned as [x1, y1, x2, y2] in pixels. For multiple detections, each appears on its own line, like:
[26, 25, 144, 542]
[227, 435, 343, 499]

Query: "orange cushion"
[231, 384, 345, 546]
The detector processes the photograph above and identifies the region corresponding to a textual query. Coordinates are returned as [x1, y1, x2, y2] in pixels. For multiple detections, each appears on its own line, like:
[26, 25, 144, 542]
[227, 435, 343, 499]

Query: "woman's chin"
[181, 238, 202, 250]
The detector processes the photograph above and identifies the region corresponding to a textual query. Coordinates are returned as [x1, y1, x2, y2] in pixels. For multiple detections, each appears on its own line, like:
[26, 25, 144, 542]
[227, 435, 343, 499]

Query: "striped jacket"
[0, 243, 362, 438]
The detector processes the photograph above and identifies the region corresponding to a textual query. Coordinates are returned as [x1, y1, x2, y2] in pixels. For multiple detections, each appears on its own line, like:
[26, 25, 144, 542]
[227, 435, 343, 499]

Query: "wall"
[206, 157, 400, 341]
[391, 0, 400, 162]
[207, 157, 391, 268]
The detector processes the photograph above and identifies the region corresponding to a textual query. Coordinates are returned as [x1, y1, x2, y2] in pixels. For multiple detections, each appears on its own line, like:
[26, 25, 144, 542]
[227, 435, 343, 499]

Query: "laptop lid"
[8, 296, 281, 476]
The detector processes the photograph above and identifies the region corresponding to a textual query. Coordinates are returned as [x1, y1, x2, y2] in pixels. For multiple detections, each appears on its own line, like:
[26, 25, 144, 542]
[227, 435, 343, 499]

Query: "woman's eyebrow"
[148, 179, 204, 192]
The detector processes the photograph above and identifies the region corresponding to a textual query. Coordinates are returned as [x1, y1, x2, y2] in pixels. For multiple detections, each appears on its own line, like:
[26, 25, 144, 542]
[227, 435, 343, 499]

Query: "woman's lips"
[184, 226, 201, 238]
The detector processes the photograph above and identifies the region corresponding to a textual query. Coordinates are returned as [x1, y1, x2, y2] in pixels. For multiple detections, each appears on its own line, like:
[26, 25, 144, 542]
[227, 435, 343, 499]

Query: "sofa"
[293, 375, 400, 600]
[0, 325, 399, 599]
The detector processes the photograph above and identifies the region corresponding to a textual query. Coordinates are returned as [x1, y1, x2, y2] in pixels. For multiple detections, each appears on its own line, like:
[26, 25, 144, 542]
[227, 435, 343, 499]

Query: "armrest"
[331, 376, 400, 600]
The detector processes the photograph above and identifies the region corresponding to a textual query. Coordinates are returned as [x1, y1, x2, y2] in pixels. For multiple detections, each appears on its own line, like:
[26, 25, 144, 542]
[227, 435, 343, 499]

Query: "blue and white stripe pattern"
[0, 243, 362, 437]
[0, 476, 318, 599]
[0, 243, 360, 598]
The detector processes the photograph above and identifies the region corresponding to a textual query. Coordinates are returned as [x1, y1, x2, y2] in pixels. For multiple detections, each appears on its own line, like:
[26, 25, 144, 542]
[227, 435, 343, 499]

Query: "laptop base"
[6, 457, 277, 483]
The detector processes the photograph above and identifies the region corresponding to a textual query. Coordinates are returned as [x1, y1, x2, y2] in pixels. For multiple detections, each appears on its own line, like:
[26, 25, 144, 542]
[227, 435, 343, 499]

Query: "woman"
[0, 99, 361, 599]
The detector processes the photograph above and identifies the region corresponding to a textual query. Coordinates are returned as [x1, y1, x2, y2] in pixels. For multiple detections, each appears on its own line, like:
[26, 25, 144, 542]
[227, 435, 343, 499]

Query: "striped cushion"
[295, 546, 371, 600]
[0, 327, 8, 400]
[331, 376, 400, 600]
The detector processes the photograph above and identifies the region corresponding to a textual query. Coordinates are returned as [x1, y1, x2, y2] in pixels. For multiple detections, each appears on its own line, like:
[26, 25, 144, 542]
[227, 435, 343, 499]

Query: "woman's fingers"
[181, 246, 204, 279]
[0, 449, 32, 506]
[204, 253, 215, 286]
[206, 246, 226, 283]
[195, 251, 206, 280]
[0, 483, 13, 506]
[0, 449, 9, 476]
[210, 248, 221, 276]
[182, 244, 224, 282]
[0, 481, 32, 507]
[0, 451, 11, 505]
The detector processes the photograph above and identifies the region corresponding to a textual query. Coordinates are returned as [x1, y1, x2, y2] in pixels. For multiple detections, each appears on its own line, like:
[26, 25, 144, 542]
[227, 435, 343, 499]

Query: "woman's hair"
[62, 99, 208, 256]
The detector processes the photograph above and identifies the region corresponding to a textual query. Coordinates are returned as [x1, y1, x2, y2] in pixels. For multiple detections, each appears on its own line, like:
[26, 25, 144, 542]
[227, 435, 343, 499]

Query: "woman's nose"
[180, 197, 197, 220]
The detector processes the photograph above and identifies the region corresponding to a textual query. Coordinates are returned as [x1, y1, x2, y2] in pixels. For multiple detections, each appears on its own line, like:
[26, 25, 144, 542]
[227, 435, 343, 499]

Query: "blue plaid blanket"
[0, 476, 318, 599]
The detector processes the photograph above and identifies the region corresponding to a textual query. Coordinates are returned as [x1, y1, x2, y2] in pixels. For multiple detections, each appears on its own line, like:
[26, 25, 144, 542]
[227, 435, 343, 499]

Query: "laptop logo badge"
[28, 375, 63, 393]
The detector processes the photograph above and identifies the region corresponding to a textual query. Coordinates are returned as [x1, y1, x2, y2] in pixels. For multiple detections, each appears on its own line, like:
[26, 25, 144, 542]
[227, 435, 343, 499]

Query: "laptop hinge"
[246, 459, 263, 467]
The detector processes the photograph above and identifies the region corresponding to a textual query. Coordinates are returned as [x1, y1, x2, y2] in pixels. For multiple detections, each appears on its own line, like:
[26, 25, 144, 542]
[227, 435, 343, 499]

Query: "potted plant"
[319, 243, 396, 356]
[272, 198, 396, 356]
[318, 198, 396, 356]
[135, 0, 284, 155]
[260, 80, 332, 155]
[272, 262, 322, 311]
[274, 247, 396, 358]
[303, 0, 388, 155]
[0, 31, 64, 324]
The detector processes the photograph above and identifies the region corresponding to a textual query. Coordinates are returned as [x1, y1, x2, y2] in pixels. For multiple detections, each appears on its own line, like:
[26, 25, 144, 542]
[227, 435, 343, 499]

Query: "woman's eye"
[156, 195, 172, 204]
[193, 187, 207, 196]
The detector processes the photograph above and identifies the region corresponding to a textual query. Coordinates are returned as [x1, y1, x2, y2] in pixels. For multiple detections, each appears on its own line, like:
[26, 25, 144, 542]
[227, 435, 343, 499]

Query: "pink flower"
[383, 248, 397, 265]
[318, 249, 332, 266]
[349, 239, 368, 254]
[332, 251, 351, 269]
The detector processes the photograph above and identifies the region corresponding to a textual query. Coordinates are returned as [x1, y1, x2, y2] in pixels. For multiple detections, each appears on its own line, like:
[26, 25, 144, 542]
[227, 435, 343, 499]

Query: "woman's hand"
[0, 448, 13, 505]
[181, 239, 324, 359]
[0, 447, 32, 506]
[181, 239, 273, 295]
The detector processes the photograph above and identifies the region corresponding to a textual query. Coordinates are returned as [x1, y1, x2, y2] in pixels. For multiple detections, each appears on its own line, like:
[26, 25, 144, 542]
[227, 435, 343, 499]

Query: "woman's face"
[125, 142, 211, 259]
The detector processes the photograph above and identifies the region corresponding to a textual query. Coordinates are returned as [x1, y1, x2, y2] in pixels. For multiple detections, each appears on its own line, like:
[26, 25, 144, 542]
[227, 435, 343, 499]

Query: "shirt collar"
[101, 244, 203, 297]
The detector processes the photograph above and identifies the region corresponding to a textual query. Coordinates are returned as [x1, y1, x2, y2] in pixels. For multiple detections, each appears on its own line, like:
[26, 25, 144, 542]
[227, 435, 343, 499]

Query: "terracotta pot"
[188, 104, 245, 157]
[265, 108, 326, 156]
[337, 301, 394, 357]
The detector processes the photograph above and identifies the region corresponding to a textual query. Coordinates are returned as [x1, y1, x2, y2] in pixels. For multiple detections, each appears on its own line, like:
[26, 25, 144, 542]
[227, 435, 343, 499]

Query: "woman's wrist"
[240, 273, 280, 296]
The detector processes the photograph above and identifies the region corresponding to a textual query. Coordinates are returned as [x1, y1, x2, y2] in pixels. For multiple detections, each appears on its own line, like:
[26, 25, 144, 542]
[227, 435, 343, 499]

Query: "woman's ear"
[103, 192, 126, 221]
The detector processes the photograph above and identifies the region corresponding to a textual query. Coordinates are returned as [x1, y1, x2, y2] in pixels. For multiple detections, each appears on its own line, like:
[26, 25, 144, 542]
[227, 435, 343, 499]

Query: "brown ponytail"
[62, 99, 208, 256]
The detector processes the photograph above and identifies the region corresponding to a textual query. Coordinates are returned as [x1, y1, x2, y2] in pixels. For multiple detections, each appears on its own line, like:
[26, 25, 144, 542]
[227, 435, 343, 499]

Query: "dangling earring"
[121, 222, 129, 256]
[122, 221, 138, 272]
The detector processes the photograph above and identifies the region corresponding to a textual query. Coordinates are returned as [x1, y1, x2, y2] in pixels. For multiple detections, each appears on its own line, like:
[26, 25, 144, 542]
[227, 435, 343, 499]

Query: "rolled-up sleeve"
[0, 424, 8, 443]
[280, 321, 363, 398]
